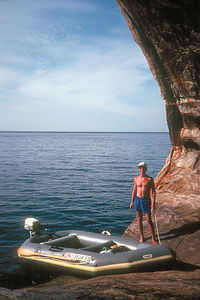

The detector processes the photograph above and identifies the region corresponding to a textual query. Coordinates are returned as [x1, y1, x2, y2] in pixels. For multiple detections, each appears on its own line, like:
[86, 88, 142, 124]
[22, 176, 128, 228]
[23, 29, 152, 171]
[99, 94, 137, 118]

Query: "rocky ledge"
[0, 269, 200, 299]
[124, 193, 200, 267]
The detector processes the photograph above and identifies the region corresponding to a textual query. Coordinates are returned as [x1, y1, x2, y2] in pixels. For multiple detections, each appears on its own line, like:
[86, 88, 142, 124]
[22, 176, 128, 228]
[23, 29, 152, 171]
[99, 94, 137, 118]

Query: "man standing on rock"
[130, 162, 158, 244]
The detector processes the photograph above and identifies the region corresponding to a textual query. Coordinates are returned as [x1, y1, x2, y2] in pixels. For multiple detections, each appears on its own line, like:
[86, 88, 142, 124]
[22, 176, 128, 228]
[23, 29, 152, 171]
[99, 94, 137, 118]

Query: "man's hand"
[130, 202, 134, 209]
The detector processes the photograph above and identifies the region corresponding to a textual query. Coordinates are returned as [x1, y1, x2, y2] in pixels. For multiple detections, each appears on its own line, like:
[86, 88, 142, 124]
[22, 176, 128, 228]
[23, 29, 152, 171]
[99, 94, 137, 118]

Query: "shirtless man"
[130, 162, 157, 244]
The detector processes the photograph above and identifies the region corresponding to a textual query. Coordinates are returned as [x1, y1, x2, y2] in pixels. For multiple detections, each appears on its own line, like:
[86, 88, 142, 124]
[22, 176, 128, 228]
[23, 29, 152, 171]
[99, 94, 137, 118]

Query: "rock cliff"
[116, 0, 200, 260]
[116, 1, 200, 297]
[115, 0, 200, 195]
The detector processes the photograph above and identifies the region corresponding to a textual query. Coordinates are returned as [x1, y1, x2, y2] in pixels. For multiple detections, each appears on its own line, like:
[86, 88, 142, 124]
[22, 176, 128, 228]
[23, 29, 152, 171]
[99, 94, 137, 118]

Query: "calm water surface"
[0, 132, 171, 287]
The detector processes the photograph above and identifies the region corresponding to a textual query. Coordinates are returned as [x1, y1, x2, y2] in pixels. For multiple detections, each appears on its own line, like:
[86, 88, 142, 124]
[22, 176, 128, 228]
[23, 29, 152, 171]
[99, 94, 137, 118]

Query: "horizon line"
[0, 130, 169, 134]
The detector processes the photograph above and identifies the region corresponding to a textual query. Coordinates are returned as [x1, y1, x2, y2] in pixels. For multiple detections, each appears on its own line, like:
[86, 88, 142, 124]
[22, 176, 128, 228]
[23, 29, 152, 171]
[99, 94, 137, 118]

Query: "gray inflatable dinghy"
[17, 218, 174, 277]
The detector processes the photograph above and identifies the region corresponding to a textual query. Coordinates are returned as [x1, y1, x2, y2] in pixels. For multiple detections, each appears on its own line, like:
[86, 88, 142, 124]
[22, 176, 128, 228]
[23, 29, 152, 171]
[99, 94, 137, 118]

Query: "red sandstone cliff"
[116, 0, 200, 268]
[115, 0, 200, 190]
[116, 0, 200, 152]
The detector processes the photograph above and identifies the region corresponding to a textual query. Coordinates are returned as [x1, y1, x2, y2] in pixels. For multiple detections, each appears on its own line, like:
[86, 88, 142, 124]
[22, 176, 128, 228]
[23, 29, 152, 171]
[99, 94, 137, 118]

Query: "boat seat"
[41, 234, 79, 247]
[81, 240, 116, 252]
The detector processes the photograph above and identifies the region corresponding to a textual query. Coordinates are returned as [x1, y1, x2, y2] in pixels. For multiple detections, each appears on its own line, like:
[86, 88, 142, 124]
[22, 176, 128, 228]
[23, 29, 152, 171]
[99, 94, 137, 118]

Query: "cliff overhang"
[116, 0, 200, 267]
[115, 0, 200, 186]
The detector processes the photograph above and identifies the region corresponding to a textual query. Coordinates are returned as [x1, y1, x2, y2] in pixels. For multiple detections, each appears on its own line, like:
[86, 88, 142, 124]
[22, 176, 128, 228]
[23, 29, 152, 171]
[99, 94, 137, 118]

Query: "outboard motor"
[24, 218, 41, 237]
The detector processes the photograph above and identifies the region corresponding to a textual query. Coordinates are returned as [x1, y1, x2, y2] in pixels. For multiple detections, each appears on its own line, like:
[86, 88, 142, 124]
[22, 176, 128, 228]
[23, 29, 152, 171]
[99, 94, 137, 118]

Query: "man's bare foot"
[139, 237, 145, 243]
[152, 239, 158, 245]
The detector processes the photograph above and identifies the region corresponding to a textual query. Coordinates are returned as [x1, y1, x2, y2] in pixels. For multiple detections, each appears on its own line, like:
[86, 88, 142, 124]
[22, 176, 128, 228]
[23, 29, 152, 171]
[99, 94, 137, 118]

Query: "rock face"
[116, 0, 200, 195]
[116, 1, 200, 265]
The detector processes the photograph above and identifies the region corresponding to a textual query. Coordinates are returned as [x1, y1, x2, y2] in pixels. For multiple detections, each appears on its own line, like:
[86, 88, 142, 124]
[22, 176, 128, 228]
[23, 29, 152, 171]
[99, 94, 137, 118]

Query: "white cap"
[138, 162, 147, 168]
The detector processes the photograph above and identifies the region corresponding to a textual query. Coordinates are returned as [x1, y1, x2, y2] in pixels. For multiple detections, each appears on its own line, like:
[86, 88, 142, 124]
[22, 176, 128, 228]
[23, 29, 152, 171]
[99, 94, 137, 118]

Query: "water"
[0, 131, 171, 287]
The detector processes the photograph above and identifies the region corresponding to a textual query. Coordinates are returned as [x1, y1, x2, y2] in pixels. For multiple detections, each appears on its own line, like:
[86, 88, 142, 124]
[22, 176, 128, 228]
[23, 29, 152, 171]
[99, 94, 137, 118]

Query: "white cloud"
[0, 0, 167, 132]
[12, 38, 151, 117]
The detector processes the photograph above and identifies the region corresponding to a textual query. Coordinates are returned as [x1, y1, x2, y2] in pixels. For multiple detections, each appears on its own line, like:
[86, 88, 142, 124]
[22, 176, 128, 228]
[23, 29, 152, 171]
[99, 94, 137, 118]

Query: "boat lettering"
[64, 252, 92, 263]
[143, 254, 152, 259]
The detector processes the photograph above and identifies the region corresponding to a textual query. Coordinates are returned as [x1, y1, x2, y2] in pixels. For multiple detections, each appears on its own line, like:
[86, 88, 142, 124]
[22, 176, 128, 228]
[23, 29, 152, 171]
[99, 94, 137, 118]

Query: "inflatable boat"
[17, 218, 174, 277]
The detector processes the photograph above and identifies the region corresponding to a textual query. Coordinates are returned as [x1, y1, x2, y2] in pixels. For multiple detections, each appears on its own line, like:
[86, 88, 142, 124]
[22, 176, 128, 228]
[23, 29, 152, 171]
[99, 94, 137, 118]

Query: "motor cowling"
[24, 218, 40, 236]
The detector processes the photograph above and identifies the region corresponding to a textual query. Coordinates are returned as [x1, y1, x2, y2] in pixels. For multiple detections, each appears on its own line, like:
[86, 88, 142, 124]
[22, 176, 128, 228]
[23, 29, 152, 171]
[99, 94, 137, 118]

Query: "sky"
[0, 0, 168, 132]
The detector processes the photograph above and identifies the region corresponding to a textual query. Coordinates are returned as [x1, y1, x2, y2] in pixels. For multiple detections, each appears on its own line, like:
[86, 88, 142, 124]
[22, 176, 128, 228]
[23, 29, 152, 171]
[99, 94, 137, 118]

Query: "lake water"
[0, 132, 171, 287]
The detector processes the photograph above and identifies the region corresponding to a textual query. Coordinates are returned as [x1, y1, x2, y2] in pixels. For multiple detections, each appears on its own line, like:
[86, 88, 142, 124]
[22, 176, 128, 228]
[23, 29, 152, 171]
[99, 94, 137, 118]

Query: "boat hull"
[18, 230, 175, 277]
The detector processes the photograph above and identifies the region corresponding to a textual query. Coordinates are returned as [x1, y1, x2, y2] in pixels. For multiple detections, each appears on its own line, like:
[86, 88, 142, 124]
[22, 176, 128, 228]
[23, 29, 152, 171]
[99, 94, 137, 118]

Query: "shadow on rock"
[172, 259, 200, 271]
[160, 220, 200, 241]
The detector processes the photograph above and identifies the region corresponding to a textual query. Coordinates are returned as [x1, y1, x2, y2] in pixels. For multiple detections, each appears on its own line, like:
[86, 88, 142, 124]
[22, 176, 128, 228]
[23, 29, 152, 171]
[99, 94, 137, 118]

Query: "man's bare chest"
[136, 177, 151, 188]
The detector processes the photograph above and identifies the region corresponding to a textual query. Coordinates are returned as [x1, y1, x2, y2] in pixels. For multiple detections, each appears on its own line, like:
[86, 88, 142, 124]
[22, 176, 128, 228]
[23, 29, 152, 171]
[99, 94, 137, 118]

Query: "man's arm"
[130, 178, 137, 209]
[151, 178, 156, 211]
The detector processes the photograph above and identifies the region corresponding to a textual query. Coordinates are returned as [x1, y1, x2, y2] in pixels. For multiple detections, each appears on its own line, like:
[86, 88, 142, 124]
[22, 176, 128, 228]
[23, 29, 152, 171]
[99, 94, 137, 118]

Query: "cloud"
[0, 0, 167, 131]
[12, 38, 152, 116]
